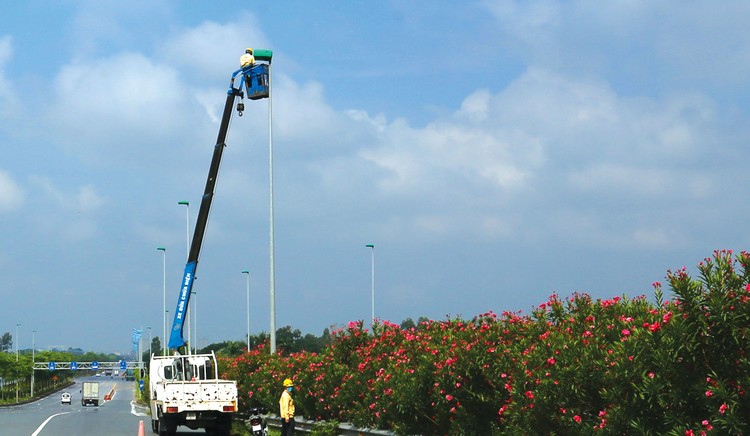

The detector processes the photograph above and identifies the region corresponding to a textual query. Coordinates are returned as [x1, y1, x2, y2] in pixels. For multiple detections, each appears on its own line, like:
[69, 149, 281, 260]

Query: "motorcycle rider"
[279, 378, 296, 435]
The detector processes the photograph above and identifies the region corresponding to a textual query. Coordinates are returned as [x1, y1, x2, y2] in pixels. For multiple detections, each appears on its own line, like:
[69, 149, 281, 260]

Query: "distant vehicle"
[81, 381, 99, 406]
[95, 372, 101, 377]
[125, 369, 135, 381]
[61, 392, 71, 405]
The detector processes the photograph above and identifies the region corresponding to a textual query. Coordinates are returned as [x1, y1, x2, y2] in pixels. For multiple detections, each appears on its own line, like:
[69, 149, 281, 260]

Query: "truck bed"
[159, 379, 237, 411]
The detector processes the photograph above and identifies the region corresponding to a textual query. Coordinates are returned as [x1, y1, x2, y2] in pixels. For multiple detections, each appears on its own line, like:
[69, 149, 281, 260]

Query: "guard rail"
[239, 414, 394, 436]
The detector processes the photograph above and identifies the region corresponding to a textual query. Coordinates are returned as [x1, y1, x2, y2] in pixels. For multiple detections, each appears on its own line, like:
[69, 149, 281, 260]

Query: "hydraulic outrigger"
[167, 49, 273, 352]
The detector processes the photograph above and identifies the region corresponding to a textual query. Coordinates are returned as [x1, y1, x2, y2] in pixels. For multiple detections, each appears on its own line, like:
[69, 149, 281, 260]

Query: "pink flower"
[525, 390, 534, 399]
[719, 403, 728, 415]
[445, 394, 453, 401]
[705, 390, 713, 397]
[547, 357, 556, 365]
[573, 415, 582, 423]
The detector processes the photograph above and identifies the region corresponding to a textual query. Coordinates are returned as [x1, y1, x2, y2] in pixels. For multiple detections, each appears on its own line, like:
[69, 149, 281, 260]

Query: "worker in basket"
[240, 47, 255, 68]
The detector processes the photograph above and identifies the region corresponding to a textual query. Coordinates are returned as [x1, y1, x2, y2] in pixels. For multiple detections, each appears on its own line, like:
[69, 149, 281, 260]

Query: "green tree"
[0, 332, 11, 352]
[275, 326, 302, 352]
[400, 318, 416, 330]
[151, 336, 162, 357]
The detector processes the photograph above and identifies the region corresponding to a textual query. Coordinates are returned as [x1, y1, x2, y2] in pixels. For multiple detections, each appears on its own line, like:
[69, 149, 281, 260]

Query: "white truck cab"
[149, 352, 237, 436]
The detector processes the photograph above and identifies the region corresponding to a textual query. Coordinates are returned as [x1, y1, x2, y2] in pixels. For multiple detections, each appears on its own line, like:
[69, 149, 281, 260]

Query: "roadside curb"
[0, 380, 75, 408]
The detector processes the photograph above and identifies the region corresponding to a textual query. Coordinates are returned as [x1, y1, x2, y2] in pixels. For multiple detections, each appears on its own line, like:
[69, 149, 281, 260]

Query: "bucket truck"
[149, 49, 272, 436]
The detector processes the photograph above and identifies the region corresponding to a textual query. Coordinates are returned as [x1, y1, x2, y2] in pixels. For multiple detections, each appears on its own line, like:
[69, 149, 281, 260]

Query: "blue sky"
[2, 1, 750, 354]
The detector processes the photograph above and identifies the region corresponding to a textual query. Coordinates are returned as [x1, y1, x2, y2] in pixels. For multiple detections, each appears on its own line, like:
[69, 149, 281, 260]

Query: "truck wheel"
[205, 425, 231, 436]
[158, 417, 176, 436]
[213, 415, 232, 436]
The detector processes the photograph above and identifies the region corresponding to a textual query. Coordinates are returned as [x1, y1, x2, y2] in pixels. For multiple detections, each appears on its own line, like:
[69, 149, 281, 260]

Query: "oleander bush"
[225, 249, 750, 435]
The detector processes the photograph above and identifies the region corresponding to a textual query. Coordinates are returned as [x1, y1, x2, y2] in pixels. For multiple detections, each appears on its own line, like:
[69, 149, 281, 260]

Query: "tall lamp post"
[191, 291, 197, 353]
[157, 247, 167, 355]
[15, 322, 20, 361]
[148, 326, 152, 357]
[178, 200, 192, 354]
[366, 244, 375, 327]
[268, 57, 277, 355]
[31, 329, 36, 397]
[15, 322, 20, 402]
[242, 269, 251, 351]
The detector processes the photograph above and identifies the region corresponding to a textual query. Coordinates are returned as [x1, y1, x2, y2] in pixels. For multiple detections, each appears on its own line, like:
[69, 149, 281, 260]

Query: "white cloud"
[0, 170, 23, 212]
[31, 177, 104, 213]
[481, 0, 750, 90]
[43, 52, 191, 164]
[76, 185, 105, 213]
[160, 13, 270, 80]
[313, 66, 725, 247]
[27, 177, 104, 242]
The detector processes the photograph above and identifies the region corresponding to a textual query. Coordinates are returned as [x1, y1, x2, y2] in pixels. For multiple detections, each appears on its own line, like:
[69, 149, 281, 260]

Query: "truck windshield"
[165, 356, 214, 381]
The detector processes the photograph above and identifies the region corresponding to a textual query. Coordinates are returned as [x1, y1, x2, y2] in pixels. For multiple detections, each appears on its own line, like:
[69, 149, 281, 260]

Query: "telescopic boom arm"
[167, 53, 272, 351]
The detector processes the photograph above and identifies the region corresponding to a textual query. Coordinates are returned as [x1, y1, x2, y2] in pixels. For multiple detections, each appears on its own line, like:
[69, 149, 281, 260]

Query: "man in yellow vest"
[279, 378, 295, 435]
[240, 47, 255, 68]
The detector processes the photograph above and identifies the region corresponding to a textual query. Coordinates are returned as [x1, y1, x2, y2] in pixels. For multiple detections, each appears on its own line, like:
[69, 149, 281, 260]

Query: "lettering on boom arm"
[169, 262, 197, 347]
[176, 273, 191, 320]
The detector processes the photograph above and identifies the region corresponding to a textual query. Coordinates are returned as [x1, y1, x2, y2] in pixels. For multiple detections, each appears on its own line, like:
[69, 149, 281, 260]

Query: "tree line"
[141, 317, 431, 361]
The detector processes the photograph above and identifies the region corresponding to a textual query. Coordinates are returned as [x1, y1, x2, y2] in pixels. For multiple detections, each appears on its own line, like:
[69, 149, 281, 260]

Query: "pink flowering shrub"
[225, 250, 750, 434]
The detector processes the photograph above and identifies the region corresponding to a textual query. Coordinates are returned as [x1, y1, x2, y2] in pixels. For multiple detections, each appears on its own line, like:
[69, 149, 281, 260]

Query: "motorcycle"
[248, 406, 269, 436]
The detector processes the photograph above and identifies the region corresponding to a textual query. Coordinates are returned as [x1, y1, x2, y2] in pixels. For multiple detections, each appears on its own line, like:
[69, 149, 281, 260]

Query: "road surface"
[0, 375, 153, 435]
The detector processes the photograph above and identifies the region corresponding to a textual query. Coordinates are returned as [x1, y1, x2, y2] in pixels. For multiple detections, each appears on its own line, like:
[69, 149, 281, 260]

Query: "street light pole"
[366, 244, 375, 327]
[148, 326, 152, 358]
[15, 322, 20, 402]
[191, 291, 197, 353]
[242, 270, 250, 351]
[15, 323, 20, 361]
[31, 330, 36, 397]
[178, 200, 192, 354]
[157, 247, 166, 356]
[268, 61, 277, 354]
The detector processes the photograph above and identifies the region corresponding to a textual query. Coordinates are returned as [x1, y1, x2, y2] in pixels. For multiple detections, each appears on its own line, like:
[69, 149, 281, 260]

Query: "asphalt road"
[0, 376, 152, 436]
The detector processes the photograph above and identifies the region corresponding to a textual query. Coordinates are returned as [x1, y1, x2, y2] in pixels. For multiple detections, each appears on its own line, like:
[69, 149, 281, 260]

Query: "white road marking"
[31, 411, 71, 436]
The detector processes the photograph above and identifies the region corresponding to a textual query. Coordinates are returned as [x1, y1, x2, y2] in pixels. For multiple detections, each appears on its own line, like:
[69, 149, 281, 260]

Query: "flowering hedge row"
[224, 250, 750, 435]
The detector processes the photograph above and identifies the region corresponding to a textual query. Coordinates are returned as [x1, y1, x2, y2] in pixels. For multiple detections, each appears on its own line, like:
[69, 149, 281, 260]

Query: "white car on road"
[61, 392, 72, 405]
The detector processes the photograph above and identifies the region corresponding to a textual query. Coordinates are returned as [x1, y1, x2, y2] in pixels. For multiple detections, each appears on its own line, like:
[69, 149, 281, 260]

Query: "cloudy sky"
[2, 1, 749, 354]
